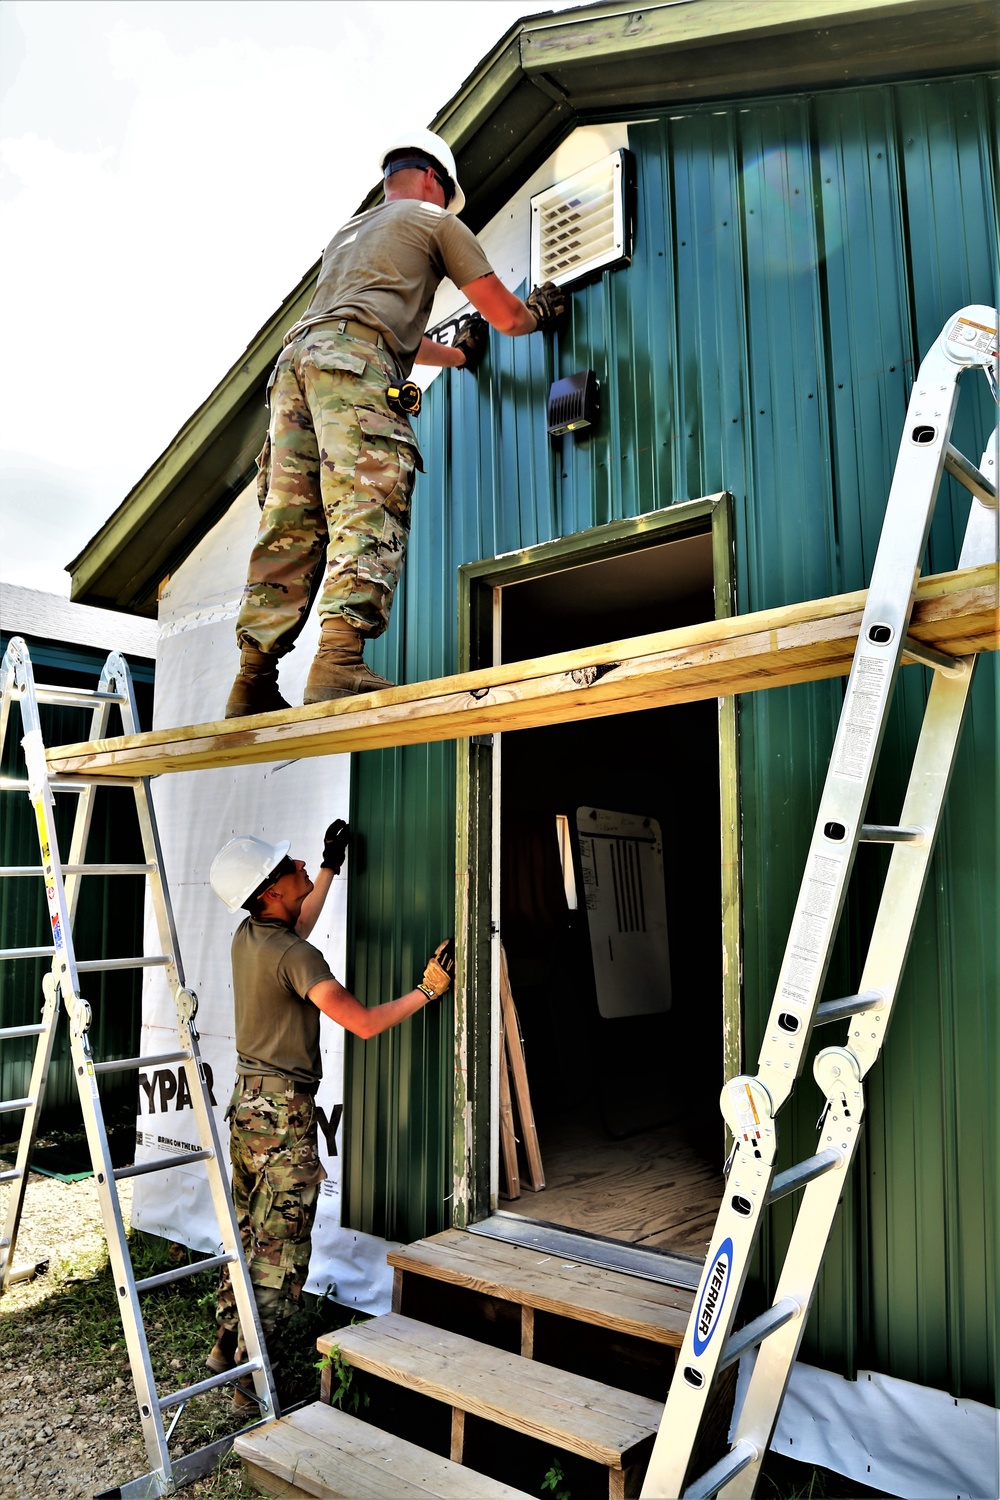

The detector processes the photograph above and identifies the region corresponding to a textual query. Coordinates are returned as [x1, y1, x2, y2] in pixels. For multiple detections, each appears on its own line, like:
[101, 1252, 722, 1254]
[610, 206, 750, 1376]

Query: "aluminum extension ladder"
[642, 305, 999, 1499]
[0, 642, 278, 1496]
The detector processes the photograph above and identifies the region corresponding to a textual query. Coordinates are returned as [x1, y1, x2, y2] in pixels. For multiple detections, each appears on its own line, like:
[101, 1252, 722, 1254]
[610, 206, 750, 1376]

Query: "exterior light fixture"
[547, 370, 600, 437]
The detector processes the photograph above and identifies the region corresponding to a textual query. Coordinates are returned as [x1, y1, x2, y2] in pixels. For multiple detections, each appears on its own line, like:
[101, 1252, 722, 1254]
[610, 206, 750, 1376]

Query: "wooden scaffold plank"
[43, 565, 997, 780]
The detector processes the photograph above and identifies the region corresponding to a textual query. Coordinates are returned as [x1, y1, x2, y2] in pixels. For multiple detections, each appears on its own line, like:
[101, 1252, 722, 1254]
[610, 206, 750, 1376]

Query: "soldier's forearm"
[296, 867, 334, 938]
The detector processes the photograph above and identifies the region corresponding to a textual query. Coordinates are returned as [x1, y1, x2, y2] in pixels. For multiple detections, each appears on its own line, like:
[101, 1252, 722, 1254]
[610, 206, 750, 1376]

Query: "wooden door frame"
[453, 494, 741, 1227]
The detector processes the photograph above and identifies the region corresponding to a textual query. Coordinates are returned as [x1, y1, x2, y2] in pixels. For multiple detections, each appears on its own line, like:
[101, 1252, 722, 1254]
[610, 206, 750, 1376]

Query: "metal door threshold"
[467, 1212, 703, 1291]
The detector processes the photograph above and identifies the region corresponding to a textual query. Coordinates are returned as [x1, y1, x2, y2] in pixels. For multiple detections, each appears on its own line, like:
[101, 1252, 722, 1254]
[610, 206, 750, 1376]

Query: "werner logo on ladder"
[641, 306, 998, 1500]
[0, 644, 278, 1496]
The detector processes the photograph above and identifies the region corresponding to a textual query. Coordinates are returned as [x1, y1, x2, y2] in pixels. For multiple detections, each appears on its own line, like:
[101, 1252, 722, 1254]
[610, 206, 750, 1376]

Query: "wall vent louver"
[530, 150, 633, 289]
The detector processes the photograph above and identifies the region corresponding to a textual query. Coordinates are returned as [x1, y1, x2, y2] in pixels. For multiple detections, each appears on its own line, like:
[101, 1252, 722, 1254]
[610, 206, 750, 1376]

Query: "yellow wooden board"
[44, 566, 997, 780]
[387, 1229, 694, 1344]
[318, 1312, 663, 1468]
[234, 1401, 534, 1499]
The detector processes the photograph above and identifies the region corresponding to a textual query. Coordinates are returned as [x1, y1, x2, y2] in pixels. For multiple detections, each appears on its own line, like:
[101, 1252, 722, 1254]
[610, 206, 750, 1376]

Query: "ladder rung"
[0, 1096, 33, 1115]
[134, 1252, 234, 1295]
[902, 635, 967, 677]
[0, 1167, 23, 1182]
[719, 1297, 800, 1372]
[682, 1440, 758, 1500]
[78, 955, 172, 973]
[158, 1358, 263, 1412]
[767, 1148, 843, 1205]
[34, 685, 127, 706]
[93, 1049, 190, 1075]
[114, 1149, 213, 1181]
[859, 824, 927, 845]
[0, 864, 155, 878]
[944, 442, 998, 507]
[0, 1022, 46, 1040]
[815, 989, 883, 1025]
[0, 948, 171, 971]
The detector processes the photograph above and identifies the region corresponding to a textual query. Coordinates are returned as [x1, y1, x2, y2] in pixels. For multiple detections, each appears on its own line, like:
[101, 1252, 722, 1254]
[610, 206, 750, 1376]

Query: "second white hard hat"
[210, 834, 290, 912]
[380, 128, 465, 214]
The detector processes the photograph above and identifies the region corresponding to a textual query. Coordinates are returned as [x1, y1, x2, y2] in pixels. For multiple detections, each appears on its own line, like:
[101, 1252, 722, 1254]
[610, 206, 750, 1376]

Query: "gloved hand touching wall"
[525, 281, 567, 332]
[453, 313, 490, 373]
[417, 939, 455, 999]
[321, 819, 350, 874]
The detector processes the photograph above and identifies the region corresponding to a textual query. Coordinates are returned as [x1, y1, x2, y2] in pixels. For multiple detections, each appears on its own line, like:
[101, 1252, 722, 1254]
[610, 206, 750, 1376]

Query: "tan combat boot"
[224, 645, 290, 718]
[303, 617, 394, 703]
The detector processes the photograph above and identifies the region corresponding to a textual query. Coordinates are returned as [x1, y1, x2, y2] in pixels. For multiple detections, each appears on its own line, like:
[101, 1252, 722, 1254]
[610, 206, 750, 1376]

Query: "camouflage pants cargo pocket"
[216, 1086, 327, 1354]
[235, 329, 421, 653]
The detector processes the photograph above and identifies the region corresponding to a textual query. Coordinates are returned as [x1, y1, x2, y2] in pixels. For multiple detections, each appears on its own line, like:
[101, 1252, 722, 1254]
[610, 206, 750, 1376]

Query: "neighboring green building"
[69, 2, 997, 1490]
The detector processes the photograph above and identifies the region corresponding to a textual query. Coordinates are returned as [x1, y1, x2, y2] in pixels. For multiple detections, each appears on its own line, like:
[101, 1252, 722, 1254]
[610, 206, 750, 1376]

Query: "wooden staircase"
[235, 1227, 720, 1500]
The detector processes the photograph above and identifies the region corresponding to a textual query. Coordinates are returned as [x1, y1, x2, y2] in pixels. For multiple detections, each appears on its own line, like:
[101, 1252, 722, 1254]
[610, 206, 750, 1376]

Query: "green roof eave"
[69, 0, 996, 615]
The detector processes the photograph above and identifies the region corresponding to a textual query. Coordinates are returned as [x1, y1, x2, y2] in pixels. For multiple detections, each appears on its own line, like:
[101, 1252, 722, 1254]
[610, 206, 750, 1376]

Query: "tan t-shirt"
[231, 917, 335, 1085]
[288, 199, 495, 375]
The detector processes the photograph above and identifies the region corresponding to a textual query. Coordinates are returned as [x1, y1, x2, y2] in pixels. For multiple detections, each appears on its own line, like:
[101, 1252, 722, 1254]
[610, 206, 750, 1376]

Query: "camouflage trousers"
[236, 324, 422, 655]
[216, 1082, 327, 1357]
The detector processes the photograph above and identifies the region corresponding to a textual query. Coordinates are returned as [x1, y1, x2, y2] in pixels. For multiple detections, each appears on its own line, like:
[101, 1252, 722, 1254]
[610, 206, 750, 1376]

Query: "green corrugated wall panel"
[343, 73, 997, 1405]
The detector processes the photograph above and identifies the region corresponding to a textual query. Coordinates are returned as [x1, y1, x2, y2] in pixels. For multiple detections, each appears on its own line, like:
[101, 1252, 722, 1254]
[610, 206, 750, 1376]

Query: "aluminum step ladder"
[0, 641, 278, 1497]
[641, 305, 999, 1500]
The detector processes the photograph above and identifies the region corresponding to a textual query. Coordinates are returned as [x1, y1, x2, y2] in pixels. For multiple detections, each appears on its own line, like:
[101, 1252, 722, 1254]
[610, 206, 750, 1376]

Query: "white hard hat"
[380, 128, 465, 214]
[210, 835, 290, 912]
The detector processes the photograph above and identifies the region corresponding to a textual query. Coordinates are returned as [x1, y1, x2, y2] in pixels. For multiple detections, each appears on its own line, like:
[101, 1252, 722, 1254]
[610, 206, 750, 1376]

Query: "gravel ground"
[0, 1173, 251, 1500]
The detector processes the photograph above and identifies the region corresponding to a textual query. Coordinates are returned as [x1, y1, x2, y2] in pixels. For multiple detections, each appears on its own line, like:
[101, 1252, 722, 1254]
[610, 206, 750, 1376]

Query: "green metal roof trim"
[68, 0, 996, 615]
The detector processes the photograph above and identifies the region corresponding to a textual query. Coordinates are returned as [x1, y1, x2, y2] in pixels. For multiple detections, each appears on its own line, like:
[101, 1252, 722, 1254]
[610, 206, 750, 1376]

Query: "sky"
[0, 0, 582, 597]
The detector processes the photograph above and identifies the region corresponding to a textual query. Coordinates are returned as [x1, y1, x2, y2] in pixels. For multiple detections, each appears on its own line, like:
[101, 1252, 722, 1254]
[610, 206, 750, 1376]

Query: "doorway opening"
[456, 499, 740, 1267]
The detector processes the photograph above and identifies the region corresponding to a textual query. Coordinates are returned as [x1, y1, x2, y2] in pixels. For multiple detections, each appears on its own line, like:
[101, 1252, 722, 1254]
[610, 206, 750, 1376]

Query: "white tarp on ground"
[129, 482, 397, 1313]
[734, 1355, 1000, 1500]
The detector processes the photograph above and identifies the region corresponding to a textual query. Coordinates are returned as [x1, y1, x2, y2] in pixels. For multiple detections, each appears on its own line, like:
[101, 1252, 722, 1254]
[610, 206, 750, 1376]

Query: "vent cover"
[530, 150, 633, 289]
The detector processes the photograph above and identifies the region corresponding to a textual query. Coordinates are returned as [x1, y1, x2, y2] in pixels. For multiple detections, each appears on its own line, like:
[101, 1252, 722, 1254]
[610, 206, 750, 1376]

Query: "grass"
[0, 1207, 357, 1496]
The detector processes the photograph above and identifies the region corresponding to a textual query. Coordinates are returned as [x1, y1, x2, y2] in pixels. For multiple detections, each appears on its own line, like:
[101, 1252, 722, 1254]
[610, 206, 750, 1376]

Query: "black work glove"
[453, 313, 490, 373]
[417, 939, 455, 999]
[321, 819, 349, 874]
[525, 281, 566, 332]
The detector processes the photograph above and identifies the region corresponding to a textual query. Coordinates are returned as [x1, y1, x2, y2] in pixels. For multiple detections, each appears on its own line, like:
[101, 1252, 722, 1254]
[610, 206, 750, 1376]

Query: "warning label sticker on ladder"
[780, 851, 844, 1006]
[833, 655, 890, 781]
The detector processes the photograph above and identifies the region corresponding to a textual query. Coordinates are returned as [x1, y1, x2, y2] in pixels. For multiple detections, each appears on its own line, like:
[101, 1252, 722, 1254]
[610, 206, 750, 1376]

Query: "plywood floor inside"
[505, 1110, 724, 1259]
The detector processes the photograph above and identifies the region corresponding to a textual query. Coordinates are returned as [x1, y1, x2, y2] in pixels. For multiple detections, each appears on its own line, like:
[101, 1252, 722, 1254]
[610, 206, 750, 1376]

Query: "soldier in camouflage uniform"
[225, 127, 565, 717]
[208, 824, 454, 1405]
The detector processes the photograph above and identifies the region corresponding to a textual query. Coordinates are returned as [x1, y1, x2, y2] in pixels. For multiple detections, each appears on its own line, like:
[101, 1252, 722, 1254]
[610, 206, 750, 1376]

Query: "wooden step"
[235, 1402, 535, 1499]
[389, 1229, 695, 1349]
[318, 1312, 663, 1498]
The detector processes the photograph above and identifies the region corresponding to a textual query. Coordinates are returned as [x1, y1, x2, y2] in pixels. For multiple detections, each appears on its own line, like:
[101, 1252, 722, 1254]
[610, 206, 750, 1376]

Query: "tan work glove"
[417, 939, 455, 999]
[525, 281, 567, 332]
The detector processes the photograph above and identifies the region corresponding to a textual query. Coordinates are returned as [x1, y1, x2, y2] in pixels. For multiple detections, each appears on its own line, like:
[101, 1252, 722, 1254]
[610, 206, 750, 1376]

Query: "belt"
[238, 1072, 318, 1095]
[302, 316, 386, 349]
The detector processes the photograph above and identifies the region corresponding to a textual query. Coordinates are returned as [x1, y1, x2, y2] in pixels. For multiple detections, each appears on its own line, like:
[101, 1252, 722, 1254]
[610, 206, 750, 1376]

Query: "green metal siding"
[343, 73, 997, 1405]
[0, 637, 153, 1133]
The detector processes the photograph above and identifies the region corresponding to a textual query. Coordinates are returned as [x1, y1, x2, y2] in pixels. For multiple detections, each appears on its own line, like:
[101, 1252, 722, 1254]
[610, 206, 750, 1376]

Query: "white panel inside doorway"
[575, 807, 671, 1018]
